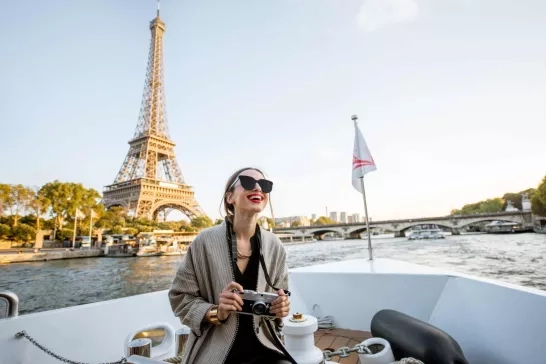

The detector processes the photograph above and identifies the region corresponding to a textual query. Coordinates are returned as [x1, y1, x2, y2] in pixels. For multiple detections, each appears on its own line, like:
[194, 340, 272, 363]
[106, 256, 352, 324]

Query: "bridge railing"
[273, 211, 530, 231]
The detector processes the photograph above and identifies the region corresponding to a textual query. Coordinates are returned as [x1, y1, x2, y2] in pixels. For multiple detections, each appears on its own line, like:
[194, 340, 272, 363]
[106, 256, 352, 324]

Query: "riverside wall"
[0, 249, 103, 264]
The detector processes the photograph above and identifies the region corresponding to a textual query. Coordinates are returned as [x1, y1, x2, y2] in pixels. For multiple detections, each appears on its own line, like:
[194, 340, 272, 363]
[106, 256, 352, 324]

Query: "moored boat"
[533, 219, 546, 234]
[103, 236, 138, 257]
[407, 228, 445, 240]
[159, 240, 188, 256]
[135, 239, 161, 257]
[103, 243, 136, 257]
[534, 226, 546, 234]
[484, 220, 534, 234]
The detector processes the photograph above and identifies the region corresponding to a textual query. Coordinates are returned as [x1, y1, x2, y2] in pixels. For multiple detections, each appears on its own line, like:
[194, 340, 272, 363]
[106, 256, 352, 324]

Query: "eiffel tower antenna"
[103, 1, 206, 221]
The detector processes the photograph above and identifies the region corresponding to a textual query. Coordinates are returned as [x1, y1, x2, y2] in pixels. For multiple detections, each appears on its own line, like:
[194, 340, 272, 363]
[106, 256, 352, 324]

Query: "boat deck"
[314, 328, 372, 363]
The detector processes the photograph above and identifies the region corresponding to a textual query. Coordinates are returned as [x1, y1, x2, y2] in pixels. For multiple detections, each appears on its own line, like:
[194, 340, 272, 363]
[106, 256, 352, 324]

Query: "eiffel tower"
[103, 1, 205, 221]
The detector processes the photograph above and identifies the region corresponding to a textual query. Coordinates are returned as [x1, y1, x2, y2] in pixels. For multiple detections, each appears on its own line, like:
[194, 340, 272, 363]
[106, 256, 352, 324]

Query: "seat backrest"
[371, 309, 469, 364]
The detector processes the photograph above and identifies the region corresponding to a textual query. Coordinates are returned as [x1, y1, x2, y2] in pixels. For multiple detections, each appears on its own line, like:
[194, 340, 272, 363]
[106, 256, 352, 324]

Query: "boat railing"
[0, 291, 19, 319]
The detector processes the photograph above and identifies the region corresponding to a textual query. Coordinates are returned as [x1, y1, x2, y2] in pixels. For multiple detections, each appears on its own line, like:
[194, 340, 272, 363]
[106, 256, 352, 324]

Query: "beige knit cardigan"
[168, 221, 290, 364]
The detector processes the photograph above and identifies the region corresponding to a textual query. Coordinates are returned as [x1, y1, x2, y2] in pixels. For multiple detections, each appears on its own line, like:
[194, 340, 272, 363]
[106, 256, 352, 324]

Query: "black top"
[224, 235, 265, 364]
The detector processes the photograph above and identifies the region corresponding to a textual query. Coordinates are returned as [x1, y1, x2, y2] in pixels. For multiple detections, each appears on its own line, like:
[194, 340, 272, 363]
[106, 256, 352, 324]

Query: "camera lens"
[252, 301, 267, 315]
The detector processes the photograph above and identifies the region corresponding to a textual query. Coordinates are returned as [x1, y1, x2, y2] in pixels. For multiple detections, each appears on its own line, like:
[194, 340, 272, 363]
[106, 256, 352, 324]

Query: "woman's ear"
[226, 192, 234, 205]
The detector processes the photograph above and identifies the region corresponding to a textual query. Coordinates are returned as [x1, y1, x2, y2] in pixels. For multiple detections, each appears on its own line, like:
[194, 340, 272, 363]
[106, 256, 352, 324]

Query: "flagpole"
[72, 210, 78, 249]
[359, 177, 373, 260]
[269, 197, 275, 232]
[89, 211, 94, 248]
[352, 115, 374, 261]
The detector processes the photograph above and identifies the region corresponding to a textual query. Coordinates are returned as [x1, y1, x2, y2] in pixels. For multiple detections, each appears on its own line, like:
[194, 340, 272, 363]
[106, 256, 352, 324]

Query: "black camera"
[236, 290, 278, 317]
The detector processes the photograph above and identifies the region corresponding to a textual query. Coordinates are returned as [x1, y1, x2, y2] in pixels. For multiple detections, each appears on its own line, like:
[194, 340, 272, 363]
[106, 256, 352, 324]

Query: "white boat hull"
[534, 227, 546, 234]
[407, 228, 445, 240]
[136, 252, 162, 257]
[160, 251, 186, 256]
[1, 258, 546, 364]
[136, 247, 162, 257]
[408, 236, 445, 240]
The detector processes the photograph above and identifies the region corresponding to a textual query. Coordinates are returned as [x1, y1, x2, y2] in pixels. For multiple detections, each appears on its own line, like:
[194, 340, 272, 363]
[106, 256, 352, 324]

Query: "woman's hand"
[218, 281, 244, 321]
[270, 289, 290, 318]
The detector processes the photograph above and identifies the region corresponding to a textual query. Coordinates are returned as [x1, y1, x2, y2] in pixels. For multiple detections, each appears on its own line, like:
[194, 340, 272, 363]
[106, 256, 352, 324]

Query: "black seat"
[370, 309, 469, 364]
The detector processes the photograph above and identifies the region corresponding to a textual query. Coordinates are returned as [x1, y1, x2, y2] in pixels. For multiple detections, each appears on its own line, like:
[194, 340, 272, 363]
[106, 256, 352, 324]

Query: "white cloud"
[356, 0, 419, 32]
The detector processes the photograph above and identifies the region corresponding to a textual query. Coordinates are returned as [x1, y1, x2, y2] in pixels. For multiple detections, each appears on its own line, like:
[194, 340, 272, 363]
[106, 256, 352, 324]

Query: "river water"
[1, 233, 545, 315]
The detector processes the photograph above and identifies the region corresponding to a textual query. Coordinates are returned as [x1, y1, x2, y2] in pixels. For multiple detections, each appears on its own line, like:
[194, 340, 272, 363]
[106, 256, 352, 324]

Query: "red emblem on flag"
[353, 155, 375, 170]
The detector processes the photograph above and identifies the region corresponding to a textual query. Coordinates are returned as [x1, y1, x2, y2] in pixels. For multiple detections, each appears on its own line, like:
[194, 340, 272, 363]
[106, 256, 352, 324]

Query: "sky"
[1, 0, 545, 221]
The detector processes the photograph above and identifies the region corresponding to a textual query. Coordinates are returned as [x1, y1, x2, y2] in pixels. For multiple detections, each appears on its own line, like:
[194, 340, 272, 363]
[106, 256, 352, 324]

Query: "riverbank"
[0, 249, 103, 264]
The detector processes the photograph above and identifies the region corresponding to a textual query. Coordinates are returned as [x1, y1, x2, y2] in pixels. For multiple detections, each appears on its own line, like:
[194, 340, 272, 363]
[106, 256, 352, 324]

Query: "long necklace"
[237, 248, 252, 259]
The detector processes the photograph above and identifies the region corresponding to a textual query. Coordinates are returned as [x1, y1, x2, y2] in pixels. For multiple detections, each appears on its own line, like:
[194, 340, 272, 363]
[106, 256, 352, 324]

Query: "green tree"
[38, 181, 102, 237]
[0, 223, 10, 239]
[44, 182, 100, 239]
[191, 216, 213, 230]
[11, 223, 36, 243]
[110, 225, 124, 234]
[214, 218, 223, 225]
[38, 181, 72, 237]
[1, 184, 34, 227]
[257, 216, 271, 228]
[0, 184, 10, 217]
[97, 206, 126, 230]
[531, 176, 546, 217]
[313, 216, 336, 225]
[28, 188, 50, 231]
[58, 229, 74, 241]
[502, 188, 536, 210]
[182, 225, 198, 232]
[178, 221, 190, 231]
[451, 198, 504, 215]
[125, 227, 139, 236]
[291, 220, 302, 227]
[478, 198, 504, 213]
[19, 215, 36, 226]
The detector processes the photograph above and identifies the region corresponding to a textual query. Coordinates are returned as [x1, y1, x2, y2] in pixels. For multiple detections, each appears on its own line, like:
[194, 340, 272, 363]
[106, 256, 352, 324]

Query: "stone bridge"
[274, 211, 533, 239]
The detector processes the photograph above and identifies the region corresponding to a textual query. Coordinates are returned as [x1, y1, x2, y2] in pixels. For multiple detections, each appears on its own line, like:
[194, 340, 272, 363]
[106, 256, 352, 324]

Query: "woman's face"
[227, 169, 270, 215]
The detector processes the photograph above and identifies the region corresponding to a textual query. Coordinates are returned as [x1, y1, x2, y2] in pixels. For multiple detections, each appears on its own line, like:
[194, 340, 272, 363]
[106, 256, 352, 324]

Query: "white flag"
[89, 209, 99, 219]
[352, 120, 377, 193]
[75, 208, 86, 219]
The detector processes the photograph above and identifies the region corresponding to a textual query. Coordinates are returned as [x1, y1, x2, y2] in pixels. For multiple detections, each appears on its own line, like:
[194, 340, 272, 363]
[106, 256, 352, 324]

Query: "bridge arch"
[308, 229, 344, 239]
[151, 200, 203, 221]
[348, 226, 377, 235]
[310, 229, 343, 235]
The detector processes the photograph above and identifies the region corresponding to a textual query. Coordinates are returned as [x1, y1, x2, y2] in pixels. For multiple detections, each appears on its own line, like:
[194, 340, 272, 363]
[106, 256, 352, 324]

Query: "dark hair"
[222, 167, 266, 220]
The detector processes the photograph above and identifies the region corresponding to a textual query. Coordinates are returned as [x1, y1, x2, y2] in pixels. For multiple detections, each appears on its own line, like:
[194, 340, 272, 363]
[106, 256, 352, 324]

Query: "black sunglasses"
[233, 175, 273, 193]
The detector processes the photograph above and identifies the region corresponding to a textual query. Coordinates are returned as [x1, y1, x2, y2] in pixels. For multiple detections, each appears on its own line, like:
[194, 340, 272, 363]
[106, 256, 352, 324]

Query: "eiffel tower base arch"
[152, 201, 202, 221]
[103, 180, 204, 221]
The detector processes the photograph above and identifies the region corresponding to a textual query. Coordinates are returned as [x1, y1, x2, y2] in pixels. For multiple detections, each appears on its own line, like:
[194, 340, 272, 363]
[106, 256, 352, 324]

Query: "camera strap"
[225, 219, 290, 296]
[264, 319, 298, 364]
[225, 219, 298, 364]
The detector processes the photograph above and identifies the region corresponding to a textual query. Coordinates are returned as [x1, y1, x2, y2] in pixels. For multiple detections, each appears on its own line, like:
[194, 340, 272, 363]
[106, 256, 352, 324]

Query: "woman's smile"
[247, 193, 264, 203]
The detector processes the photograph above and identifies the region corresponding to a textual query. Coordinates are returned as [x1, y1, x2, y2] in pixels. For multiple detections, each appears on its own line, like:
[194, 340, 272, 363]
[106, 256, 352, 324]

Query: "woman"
[169, 167, 293, 364]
